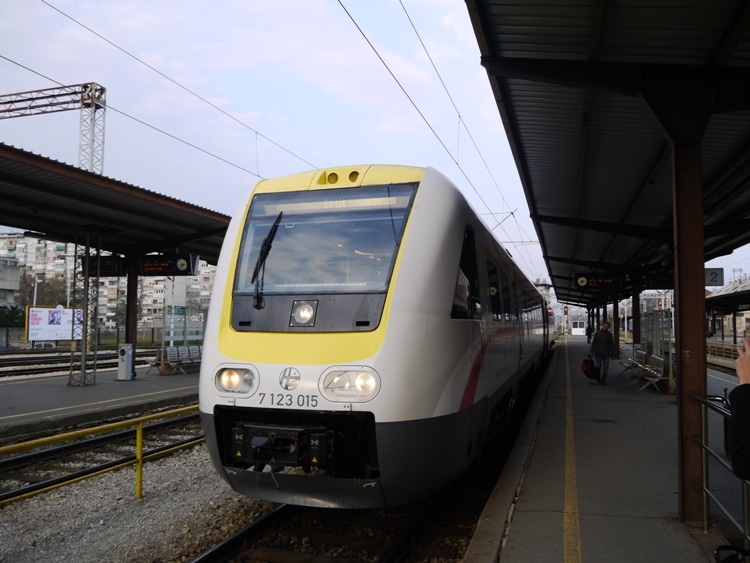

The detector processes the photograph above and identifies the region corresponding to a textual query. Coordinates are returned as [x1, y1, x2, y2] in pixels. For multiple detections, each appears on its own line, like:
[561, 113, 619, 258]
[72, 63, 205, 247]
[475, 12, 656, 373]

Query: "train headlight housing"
[290, 300, 317, 327]
[215, 367, 257, 394]
[320, 367, 381, 402]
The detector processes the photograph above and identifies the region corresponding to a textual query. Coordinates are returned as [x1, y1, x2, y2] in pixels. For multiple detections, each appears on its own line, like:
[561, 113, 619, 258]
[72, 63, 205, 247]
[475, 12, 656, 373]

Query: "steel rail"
[189, 504, 289, 563]
[0, 413, 198, 471]
[0, 405, 201, 504]
[0, 405, 197, 456]
[0, 351, 154, 377]
[0, 434, 204, 505]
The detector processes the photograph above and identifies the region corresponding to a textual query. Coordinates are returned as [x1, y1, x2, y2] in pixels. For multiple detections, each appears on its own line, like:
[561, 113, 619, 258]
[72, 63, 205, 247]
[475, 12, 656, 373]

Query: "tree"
[113, 298, 127, 327]
[17, 273, 67, 308]
[0, 305, 24, 327]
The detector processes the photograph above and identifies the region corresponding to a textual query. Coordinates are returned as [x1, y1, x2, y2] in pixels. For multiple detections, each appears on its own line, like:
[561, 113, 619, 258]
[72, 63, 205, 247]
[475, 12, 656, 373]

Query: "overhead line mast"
[1, 83, 107, 386]
[0, 83, 106, 174]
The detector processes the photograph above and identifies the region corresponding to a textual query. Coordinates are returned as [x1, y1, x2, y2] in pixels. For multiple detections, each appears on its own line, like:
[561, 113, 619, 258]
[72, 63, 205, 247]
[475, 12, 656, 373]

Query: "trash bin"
[117, 343, 134, 381]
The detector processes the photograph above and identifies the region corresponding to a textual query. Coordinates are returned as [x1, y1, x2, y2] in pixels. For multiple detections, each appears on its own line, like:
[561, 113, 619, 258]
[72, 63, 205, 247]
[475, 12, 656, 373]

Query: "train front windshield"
[235, 184, 416, 295]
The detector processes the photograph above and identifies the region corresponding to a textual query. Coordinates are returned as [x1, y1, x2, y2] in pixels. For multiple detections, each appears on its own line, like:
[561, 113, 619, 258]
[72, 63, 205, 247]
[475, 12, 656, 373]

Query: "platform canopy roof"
[0, 143, 230, 266]
[707, 278, 750, 313]
[466, 0, 750, 307]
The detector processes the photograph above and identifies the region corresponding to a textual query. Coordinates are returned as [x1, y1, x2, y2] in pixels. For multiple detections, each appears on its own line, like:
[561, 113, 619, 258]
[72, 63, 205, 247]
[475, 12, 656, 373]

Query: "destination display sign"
[645, 273, 673, 289]
[84, 255, 125, 277]
[82, 254, 199, 277]
[574, 274, 622, 289]
[140, 254, 197, 276]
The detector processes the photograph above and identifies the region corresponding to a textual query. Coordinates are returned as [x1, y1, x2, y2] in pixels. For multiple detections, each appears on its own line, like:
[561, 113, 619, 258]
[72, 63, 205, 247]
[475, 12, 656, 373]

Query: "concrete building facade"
[0, 233, 215, 327]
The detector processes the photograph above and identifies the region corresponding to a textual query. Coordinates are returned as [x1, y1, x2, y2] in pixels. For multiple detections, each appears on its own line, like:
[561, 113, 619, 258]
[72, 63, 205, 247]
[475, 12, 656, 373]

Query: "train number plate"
[257, 392, 318, 408]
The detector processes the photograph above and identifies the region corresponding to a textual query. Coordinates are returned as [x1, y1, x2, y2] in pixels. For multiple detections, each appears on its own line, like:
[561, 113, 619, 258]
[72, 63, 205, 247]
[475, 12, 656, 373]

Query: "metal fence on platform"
[0, 325, 204, 350]
[698, 395, 750, 550]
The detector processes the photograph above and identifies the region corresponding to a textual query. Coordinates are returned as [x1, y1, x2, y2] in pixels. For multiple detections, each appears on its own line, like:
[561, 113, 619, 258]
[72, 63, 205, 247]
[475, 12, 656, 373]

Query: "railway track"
[190, 500, 442, 563]
[0, 413, 203, 504]
[190, 401, 519, 563]
[189, 456, 499, 563]
[0, 351, 154, 377]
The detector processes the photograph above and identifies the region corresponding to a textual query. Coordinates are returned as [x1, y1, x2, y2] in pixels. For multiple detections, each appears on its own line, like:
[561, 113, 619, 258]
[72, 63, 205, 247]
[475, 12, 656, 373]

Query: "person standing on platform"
[586, 323, 593, 343]
[589, 321, 615, 385]
[731, 338, 750, 479]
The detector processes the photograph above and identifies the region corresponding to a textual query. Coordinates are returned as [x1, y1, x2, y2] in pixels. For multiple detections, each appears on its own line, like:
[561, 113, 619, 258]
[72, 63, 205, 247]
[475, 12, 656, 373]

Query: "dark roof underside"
[467, 0, 750, 306]
[0, 143, 229, 265]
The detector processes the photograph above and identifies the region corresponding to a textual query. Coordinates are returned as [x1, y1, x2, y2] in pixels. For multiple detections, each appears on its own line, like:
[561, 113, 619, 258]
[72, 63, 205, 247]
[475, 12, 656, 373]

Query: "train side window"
[451, 227, 480, 319]
[500, 269, 513, 321]
[487, 260, 502, 320]
[452, 268, 471, 318]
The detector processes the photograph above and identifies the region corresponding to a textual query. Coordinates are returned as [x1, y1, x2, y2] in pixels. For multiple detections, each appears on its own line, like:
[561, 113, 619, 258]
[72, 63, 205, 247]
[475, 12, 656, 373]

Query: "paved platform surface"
[465, 336, 735, 562]
[0, 361, 198, 443]
[1, 338, 743, 561]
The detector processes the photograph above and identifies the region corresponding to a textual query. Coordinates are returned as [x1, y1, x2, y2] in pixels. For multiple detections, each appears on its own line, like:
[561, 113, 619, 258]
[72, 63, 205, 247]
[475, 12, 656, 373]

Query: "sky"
[0, 0, 548, 284]
[2, 1, 749, 303]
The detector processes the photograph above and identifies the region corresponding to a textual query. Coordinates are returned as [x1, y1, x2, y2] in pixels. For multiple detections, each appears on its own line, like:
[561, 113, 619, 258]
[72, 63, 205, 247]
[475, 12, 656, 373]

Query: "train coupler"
[231, 422, 333, 469]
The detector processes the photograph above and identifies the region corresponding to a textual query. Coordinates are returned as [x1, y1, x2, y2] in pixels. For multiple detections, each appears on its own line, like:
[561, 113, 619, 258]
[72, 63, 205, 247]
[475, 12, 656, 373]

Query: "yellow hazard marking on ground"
[0, 386, 197, 422]
[564, 340, 582, 562]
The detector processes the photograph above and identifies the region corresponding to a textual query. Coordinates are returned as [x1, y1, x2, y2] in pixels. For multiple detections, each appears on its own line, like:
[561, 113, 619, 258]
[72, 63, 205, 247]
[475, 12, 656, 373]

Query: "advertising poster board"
[27, 307, 83, 341]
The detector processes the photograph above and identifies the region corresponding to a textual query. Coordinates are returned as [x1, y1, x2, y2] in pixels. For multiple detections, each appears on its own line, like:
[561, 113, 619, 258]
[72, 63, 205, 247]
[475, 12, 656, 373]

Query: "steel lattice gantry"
[0, 83, 106, 174]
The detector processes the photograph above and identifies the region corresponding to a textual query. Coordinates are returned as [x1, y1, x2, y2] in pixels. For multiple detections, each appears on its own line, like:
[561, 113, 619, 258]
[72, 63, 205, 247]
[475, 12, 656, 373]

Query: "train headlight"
[215, 367, 257, 394]
[320, 367, 381, 402]
[290, 300, 317, 327]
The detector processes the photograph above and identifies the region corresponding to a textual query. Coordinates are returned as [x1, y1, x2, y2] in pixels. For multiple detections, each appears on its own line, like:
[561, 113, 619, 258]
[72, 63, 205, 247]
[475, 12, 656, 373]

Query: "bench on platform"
[188, 345, 202, 363]
[167, 346, 187, 375]
[621, 348, 646, 376]
[145, 345, 198, 375]
[178, 346, 190, 365]
[146, 349, 163, 375]
[622, 349, 666, 393]
[179, 346, 202, 370]
[633, 354, 666, 393]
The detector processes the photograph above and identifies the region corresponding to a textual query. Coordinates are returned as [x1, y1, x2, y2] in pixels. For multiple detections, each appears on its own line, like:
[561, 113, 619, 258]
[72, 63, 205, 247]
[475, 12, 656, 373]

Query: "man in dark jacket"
[589, 322, 615, 385]
[731, 338, 750, 479]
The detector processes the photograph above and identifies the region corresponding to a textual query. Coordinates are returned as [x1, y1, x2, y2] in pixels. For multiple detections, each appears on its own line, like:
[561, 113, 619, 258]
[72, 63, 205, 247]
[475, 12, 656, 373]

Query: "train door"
[485, 259, 511, 372]
[451, 227, 480, 319]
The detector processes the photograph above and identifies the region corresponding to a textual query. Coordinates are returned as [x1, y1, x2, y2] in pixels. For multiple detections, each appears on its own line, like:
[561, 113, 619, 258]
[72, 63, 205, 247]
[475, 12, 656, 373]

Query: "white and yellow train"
[199, 164, 551, 508]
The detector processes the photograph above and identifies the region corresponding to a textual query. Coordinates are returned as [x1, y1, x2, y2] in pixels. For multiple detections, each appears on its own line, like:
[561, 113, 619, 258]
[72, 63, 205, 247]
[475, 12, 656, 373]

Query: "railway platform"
[465, 336, 735, 562]
[0, 362, 198, 443]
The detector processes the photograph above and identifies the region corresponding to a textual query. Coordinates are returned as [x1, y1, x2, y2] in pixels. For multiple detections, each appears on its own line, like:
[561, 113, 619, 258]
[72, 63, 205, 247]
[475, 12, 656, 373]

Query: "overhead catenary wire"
[401, 2, 540, 278]
[9, 2, 543, 279]
[339, 0, 539, 278]
[40, 0, 316, 173]
[396, 1, 541, 275]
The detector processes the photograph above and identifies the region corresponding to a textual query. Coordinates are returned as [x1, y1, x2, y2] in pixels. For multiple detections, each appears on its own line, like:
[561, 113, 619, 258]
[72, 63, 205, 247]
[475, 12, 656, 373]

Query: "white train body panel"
[199, 165, 549, 508]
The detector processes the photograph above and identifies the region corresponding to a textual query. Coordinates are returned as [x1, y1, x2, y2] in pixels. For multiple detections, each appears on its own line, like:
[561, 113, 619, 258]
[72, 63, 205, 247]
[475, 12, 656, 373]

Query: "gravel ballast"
[0, 445, 273, 562]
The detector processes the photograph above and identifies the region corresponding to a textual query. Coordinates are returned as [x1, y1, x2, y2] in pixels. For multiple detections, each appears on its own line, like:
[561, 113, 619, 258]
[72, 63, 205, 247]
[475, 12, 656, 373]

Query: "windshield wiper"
[251, 211, 283, 310]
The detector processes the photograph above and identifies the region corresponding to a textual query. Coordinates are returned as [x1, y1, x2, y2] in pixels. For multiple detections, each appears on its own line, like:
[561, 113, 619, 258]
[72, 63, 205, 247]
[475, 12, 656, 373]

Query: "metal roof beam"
[480, 57, 750, 113]
[534, 213, 670, 241]
[546, 255, 628, 272]
[139, 226, 228, 255]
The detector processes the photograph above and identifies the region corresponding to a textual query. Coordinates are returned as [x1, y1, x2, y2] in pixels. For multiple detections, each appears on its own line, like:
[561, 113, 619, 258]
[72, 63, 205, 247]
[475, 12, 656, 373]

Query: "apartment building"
[0, 256, 19, 308]
[0, 233, 215, 326]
